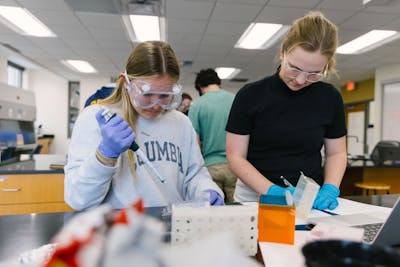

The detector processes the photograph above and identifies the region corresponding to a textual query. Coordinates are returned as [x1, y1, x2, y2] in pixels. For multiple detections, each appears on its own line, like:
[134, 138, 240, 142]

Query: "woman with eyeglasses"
[226, 11, 347, 211]
[64, 41, 224, 210]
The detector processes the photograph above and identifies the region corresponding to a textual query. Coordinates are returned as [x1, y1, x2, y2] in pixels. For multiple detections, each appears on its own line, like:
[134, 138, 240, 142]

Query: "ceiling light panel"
[235, 23, 289, 50]
[215, 67, 241, 79]
[0, 6, 56, 37]
[337, 30, 399, 54]
[62, 60, 97, 73]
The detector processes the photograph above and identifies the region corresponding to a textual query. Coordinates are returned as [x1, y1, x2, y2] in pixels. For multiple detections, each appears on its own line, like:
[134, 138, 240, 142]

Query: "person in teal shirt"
[188, 68, 237, 202]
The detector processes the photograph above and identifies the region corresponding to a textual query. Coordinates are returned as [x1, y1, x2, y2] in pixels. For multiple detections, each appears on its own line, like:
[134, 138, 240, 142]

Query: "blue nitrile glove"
[207, 190, 225, 206]
[267, 184, 295, 196]
[313, 184, 340, 210]
[95, 109, 136, 158]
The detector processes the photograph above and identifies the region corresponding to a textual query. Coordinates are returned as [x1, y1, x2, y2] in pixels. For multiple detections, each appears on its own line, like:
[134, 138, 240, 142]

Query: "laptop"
[307, 196, 400, 246]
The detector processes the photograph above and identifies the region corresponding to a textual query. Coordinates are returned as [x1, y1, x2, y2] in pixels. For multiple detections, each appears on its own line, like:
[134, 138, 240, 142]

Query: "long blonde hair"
[280, 11, 338, 77]
[100, 41, 180, 170]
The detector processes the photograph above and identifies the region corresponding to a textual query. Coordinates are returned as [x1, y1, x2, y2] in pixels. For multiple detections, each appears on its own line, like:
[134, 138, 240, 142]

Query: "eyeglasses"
[282, 54, 327, 83]
[123, 70, 182, 110]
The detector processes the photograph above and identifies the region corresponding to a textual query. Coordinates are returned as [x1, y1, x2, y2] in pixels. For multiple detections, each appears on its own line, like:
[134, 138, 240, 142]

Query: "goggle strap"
[122, 70, 133, 92]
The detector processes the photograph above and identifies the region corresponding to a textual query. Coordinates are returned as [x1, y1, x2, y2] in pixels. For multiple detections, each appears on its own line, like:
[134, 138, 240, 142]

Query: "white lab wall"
[381, 82, 400, 140]
[28, 68, 69, 155]
[374, 64, 400, 149]
[0, 54, 7, 83]
[347, 111, 365, 155]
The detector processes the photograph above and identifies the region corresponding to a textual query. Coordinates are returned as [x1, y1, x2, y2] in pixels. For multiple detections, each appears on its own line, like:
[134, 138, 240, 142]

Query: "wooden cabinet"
[0, 173, 74, 215]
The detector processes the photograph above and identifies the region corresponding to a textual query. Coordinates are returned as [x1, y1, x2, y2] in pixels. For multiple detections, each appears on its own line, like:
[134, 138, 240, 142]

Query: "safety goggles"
[123, 70, 182, 110]
[282, 53, 327, 83]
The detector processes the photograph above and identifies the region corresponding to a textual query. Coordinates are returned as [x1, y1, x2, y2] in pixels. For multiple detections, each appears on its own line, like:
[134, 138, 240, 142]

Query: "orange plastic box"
[258, 194, 295, 244]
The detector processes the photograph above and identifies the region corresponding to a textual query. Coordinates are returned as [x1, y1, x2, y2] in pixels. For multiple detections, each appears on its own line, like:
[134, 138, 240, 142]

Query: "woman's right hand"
[95, 109, 136, 158]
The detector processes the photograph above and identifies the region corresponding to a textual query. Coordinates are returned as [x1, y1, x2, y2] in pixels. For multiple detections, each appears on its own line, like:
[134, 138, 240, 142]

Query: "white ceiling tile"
[226, 48, 265, 65]
[210, 2, 263, 23]
[0, 0, 17, 6]
[338, 29, 368, 44]
[339, 11, 398, 30]
[381, 17, 400, 31]
[62, 39, 99, 50]
[197, 45, 231, 57]
[0, 24, 15, 34]
[317, 9, 355, 25]
[168, 33, 203, 46]
[168, 18, 208, 34]
[87, 28, 129, 41]
[29, 10, 83, 35]
[317, 0, 365, 11]
[201, 34, 237, 47]
[99, 41, 132, 51]
[363, 1, 400, 13]
[218, 0, 266, 4]
[204, 21, 248, 37]
[268, 0, 320, 8]
[0, 34, 34, 47]
[256, 6, 309, 24]
[76, 12, 124, 29]
[54, 27, 93, 40]
[173, 44, 199, 60]
[166, 0, 215, 20]
[63, 0, 118, 14]
[74, 47, 107, 57]
[18, 0, 70, 10]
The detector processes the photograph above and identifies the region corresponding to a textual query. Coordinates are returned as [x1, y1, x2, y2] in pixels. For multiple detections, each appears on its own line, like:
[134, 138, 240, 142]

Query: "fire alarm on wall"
[346, 81, 355, 91]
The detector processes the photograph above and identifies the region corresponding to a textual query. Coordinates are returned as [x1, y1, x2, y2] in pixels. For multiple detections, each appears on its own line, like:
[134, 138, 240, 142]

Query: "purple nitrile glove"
[313, 184, 340, 210]
[95, 109, 136, 158]
[266, 184, 295, 196]
[207, 190, 225, 206]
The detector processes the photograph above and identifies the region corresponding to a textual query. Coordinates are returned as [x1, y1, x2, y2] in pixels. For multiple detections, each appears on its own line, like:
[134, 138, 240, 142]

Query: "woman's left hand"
[313, 184, 340, 210]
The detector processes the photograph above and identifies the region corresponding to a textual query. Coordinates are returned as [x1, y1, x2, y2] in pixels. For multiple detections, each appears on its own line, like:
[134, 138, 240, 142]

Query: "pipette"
[100, 109, 184, 206]
[101, 109, 165, 183]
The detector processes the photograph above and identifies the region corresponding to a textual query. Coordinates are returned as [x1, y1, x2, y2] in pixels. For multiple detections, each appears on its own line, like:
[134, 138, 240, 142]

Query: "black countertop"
[347, 159, 400, 168]
[0, 154, 66, 174]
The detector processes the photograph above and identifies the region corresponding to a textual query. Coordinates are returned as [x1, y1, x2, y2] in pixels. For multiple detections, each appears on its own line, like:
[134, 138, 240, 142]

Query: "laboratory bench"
[1, 195, 398, 265]
[0, 154, 72, 215]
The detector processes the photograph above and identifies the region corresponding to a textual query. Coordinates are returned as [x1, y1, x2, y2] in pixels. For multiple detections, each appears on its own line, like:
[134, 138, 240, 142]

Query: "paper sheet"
[259, 231, 308, 267]
[332, 198, 391, 215]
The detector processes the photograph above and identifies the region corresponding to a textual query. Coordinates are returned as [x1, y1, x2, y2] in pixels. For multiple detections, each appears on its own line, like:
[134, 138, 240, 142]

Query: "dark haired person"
[84, 84, 115, 107]
[177, 92, 192, 115]
[188, 68, 237, 203]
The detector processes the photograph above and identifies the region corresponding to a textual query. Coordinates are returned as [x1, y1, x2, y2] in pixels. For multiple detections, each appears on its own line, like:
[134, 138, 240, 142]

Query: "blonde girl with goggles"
[64, 41, 224, 211]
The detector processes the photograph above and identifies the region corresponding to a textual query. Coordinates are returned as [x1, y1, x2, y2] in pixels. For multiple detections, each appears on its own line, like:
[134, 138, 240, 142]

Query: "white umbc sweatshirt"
[64, 104, 223, 210]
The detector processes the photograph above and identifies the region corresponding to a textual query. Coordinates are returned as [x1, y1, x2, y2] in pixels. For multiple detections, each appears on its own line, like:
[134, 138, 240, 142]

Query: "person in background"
[177, 92, 192, 115]
[226, 11, 347, 210]
[84, 84, 115, 107]
[188, 68, 237, 203]
[64, 41, 224, 210]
